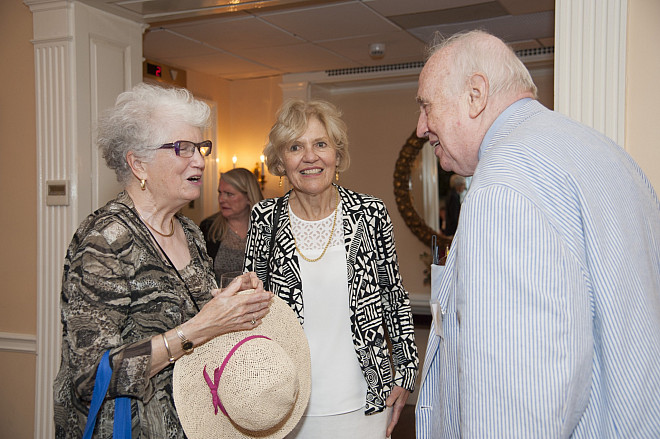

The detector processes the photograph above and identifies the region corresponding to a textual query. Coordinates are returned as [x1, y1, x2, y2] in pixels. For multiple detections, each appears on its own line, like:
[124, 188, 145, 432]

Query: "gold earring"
[140, 179, 146, 191]
[335, 171, 339, 181]
[279, 176, 283, 187]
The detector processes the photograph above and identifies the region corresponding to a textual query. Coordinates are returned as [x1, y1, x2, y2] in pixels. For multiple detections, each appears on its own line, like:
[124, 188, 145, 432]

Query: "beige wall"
[2, 0, 659, 437]
[0, 1, 37, 437]
[225, 77, 284, 200]
[0, 352, 36, 438]
[316, 86, 430, 296]
[0, 2, 37, 335]
[187, 72, 285, 201]
[626, 0, 660, 191]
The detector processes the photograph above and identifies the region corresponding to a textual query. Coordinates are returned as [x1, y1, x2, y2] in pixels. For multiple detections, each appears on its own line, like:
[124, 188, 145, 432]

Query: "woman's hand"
[184, 272, 272, 346]
[210, 271, 263, 298]
[149, 272, 272, 377]
[385, 385, 410, 438]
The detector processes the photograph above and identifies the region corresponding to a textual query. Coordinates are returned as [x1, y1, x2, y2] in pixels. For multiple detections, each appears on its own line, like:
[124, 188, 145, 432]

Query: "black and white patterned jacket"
[244, 184, 418, 414]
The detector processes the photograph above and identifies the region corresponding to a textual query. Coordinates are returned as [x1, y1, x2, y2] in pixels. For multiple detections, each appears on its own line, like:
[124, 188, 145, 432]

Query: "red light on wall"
[146, 62, 162, 77]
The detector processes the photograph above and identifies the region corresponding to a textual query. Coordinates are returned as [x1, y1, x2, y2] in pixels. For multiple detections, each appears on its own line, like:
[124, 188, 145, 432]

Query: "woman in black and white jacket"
[244, 99, 418, 439]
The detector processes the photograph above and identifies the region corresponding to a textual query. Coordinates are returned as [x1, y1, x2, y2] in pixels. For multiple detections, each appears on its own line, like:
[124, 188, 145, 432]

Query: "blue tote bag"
[82, 350, 132, 439]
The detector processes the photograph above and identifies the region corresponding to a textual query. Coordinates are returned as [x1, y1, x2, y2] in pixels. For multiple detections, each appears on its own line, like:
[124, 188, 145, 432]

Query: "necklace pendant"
[289, 187, 340, 263]
[140, 213, 175, 237]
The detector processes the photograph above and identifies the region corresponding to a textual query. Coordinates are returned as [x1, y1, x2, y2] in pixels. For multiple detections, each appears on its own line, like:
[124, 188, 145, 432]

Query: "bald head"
[426, 30, 537, 101]
[415, 30, 537, 176]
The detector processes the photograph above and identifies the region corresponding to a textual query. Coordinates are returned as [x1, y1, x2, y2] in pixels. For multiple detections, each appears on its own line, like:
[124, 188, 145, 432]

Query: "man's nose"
[416, 114, 429, 138]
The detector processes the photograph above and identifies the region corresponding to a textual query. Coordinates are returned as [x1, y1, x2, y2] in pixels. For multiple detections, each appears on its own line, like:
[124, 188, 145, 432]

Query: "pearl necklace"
[288, 188, 339, 263]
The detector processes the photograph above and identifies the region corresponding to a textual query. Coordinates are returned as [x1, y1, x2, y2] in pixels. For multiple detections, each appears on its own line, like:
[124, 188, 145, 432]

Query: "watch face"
[182, 340, 194, 352]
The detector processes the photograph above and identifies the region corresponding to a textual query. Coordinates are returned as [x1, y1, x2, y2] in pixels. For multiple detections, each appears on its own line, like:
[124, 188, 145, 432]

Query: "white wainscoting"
[0, 332, 37, 354]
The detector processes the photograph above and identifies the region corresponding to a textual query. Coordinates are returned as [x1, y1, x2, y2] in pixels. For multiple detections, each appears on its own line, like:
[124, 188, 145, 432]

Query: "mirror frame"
[393, 131, 453, 249]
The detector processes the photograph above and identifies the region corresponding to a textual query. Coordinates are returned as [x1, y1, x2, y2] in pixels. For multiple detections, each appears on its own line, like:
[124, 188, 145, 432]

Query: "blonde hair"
[264, 99, 350, 177]
[207, 168, 263, 243]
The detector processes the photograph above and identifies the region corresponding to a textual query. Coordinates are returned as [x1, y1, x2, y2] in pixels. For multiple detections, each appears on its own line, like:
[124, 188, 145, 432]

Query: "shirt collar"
[478, 98, 533, 160]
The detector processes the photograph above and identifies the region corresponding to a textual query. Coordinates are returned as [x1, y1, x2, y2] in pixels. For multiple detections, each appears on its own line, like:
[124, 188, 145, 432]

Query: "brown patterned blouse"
[54, 192, 217, 438]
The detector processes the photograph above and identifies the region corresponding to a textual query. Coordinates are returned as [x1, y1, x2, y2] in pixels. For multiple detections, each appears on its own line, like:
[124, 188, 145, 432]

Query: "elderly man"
[415, 30, 660, 438]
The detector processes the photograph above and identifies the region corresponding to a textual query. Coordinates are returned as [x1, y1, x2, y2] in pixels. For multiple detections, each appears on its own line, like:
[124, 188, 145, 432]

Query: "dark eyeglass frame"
[159, 140, 213, 157]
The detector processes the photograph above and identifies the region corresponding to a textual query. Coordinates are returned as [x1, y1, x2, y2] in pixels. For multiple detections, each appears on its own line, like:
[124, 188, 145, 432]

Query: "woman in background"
[244, 99, 418, 439]
[200, 168, 263, 283]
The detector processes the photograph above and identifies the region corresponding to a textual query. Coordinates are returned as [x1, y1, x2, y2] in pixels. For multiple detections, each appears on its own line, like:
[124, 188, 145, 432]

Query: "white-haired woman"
[53, 83, 271, 438]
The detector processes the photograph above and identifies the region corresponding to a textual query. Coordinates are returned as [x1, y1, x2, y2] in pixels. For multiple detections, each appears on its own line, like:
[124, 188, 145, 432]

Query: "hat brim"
[173, 293, 311, 439]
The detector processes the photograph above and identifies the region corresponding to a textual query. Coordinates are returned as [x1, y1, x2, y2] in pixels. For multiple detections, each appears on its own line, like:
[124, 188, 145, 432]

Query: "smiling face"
[218, 179, 251, 221]
[282, 116, 338, 197]
[416, 50, 482, 176]
[141, 122, 206, 209]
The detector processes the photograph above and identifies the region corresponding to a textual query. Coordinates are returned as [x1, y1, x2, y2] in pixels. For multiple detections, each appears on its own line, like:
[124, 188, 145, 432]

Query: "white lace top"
[288, 202, 344, 252]
[288, 201, 367, 416]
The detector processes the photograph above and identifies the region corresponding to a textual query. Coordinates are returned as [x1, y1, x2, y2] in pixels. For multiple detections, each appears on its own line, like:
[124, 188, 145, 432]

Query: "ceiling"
[80, 0, 555, 81]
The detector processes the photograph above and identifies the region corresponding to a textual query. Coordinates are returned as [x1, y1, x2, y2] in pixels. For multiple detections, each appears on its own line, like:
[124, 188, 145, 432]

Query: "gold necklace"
[288, 188, 339, 263]
[142, 215, 175, 237]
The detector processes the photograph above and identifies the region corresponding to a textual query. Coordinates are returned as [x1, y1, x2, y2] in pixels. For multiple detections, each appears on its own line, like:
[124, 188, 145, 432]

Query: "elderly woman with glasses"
[53, 83, 272, 439]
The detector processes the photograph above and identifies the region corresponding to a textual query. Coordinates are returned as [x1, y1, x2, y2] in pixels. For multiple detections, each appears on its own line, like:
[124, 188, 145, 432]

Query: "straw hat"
[173, 291, 311, 439]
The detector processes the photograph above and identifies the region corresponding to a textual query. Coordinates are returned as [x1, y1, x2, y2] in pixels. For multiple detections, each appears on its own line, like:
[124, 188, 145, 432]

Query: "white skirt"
[286, 407, 392, 439]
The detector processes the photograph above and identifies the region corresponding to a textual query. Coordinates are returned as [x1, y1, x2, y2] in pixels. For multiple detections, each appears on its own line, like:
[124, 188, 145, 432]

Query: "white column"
[25, 3, 76, 437]
[555, 0, 628, 146]
[25, 1, 143, 436]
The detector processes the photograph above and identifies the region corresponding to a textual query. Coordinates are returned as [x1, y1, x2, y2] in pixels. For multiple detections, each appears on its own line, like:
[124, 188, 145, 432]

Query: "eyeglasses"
[159, 140, 212, 158]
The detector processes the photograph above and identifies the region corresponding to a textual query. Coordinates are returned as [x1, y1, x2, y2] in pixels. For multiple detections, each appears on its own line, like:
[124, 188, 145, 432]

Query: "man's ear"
[468, 73, 488, 119]
[126, 151, 147, 180]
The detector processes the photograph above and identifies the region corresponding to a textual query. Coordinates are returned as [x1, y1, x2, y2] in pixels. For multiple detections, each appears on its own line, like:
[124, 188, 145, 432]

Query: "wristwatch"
[175, 326, 194, 354]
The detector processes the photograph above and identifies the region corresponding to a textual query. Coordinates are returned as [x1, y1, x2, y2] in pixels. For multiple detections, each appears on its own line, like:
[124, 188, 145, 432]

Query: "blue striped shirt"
[416, 99, 660, 438]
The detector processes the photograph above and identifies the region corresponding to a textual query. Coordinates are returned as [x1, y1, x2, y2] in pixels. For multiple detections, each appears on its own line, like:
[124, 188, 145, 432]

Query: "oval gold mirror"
[393, 131, 452, 250]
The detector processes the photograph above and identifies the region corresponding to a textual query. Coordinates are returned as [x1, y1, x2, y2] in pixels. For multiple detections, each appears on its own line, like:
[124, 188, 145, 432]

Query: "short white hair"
[97, 82, 211, 185]
[427, 30, 538, 99]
